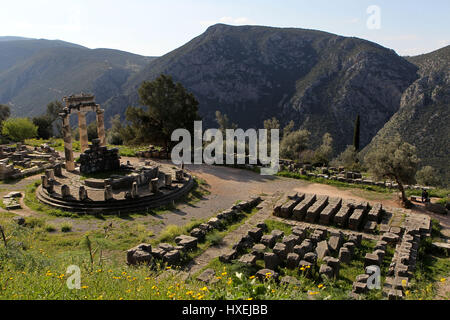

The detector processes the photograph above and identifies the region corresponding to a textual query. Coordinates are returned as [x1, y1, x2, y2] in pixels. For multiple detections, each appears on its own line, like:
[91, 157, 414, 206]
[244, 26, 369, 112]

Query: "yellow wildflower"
[200, 286, 208, 291]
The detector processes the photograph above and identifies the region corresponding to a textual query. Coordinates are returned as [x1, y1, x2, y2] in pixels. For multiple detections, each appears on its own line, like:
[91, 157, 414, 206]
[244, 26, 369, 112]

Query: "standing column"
[96, 107, 106, 147]
[62, 113, 75, 171]
[78, 111, 89, 153]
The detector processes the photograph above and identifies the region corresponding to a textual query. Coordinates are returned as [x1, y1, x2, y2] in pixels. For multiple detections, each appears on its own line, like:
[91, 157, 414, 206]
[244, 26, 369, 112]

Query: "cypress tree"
[353, 114, 360, 151]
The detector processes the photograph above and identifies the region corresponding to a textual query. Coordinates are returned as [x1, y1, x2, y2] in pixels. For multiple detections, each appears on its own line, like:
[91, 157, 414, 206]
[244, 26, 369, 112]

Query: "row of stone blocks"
[127, 196, 263, 267]
[219, 223, 364, 283]
[273, 192, 384, 232]
[351, 227, 422, 299]
[189, 196, 262, 243]
[126, 235, 198, 267]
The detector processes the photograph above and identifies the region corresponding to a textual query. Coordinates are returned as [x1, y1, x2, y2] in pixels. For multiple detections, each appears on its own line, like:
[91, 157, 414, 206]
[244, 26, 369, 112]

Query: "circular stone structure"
[36, 160, 194, 214]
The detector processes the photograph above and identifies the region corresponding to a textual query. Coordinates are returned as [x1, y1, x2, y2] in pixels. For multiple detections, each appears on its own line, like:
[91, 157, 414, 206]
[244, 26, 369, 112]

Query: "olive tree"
[365, 135, 419, 206]
[280, 129, 310, 160]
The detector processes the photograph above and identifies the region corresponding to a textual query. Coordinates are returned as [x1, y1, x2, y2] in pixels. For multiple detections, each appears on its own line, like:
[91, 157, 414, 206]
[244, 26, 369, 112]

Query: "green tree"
[263, 117, 280, 131]
[353, 114, 360, 151]
[106, 115, 124, 145]
[32, 115, 53, 139]
[0, 104, 11, 123]
[0, 104, 11, 140]
[46, 100, 64, 137]
[215, 111, 237, 134]
[332, 145, 360, 171]
[87, 121, 98, 141]
[2, 118, 38, 142]
[314, 133, 333, 165]
[282, 120, 295, 138]
[280, 129, 310, 160]
[365, 135, 419, 206]
[416, 166, 441, 187]
[123, 74, 201, 149]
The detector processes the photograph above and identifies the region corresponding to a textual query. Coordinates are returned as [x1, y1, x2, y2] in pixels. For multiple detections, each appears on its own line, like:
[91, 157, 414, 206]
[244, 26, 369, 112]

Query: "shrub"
[2, 118, 38, 142]
[61, 223, 72, 233]
[45, 224, 57, 232]
[24, 217, 45, 229]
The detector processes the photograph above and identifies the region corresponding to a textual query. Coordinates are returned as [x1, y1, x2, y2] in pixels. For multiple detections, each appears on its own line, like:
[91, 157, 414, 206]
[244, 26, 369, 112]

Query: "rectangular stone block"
[348, 208, 366, 230]
[305, 196, 329, 223]
[319, 198, 342, 225]
[292, 194, 316, 221]
[367, 203, 383, 222]
[333, 203, 353, 227]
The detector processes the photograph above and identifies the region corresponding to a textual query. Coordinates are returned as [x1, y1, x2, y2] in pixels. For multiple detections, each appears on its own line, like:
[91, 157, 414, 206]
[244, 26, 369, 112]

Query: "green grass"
[277, 171, 391, 193]
[24, 180, 79, 218]
[405, 238, 450, 300]
[405, 188, 450, 199]
[0, 209, 446, 300]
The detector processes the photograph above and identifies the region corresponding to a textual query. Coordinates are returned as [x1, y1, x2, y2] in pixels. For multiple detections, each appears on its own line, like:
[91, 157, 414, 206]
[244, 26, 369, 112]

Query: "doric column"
[96, 107, 106, 147]
[78, 111, 89, 153]
[62, 113, 75, 171]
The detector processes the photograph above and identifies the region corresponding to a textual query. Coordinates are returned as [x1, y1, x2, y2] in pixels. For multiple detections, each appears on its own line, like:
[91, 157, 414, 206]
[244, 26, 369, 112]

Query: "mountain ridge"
[108, 24, 418, 153]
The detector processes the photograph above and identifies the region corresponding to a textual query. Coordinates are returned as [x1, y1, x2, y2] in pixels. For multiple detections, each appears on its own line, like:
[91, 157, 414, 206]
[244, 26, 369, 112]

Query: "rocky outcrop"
[363, 46, 449, 185]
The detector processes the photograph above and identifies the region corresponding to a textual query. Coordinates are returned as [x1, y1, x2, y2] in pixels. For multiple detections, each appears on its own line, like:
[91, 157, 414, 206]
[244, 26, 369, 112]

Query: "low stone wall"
[36, 171, 195, 214]
[279, 160, 434, 191]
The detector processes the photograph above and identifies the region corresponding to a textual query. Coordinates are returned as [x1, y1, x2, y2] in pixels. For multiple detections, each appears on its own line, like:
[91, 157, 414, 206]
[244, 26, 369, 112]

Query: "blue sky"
[1, 0, 448, 57]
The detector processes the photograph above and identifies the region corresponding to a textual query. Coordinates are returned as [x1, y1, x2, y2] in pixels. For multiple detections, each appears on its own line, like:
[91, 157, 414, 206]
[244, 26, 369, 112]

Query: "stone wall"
[79, 139, 120, 174]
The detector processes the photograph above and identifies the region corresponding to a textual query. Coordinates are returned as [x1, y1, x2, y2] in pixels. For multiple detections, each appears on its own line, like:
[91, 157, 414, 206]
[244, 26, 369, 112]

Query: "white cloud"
[200, 16, 251, 28]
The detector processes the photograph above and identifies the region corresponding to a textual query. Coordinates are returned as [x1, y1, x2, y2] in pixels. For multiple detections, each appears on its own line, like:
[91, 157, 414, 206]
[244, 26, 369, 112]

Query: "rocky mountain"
[363, 46, 450, 185]
[108, 24, 419, 153]
[0, 37, 155, 120]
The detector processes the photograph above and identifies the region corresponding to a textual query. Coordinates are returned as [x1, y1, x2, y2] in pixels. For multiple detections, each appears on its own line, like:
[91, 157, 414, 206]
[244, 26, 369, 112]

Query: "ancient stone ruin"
[279, 160, 434, 191]
[0, 143, 62, 181]
[79, 138, 120, 174]
[60, 93, 106, 172]
[127, 196, 263, 267]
